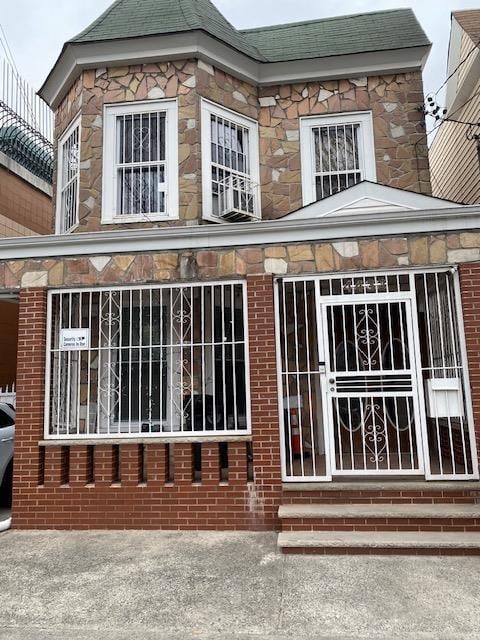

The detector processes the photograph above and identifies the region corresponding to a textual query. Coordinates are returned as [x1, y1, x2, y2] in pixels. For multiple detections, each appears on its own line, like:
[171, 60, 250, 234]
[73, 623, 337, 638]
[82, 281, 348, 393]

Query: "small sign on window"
[60, 328, 90, 351]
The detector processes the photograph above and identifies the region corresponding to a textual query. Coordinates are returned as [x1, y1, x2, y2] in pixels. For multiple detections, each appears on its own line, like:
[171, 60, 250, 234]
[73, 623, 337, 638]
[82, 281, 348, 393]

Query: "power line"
[421, 89, 480, 143]
[431, 36, 480, 99]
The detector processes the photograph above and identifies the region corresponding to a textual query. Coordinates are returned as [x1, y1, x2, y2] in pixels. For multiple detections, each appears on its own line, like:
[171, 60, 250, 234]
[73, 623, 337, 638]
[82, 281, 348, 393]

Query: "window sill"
[57, 222, 79, 235]
[101, 215, 179, 225]
[39, 434, 252, 446]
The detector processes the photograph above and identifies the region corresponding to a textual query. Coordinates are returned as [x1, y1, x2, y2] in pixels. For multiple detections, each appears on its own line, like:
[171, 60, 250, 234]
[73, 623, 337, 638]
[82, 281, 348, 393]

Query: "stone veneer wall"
[2, 232, 480, 290]
[52, 61, 430, 232]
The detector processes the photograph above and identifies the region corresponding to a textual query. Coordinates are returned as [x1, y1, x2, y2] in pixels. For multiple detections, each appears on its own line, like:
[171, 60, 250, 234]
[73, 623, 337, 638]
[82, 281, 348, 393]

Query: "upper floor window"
[201, 99, 260, 223]
[56, 118, 80, 234]
[102, 100, 178, 223]
[300, 111, 376, 205]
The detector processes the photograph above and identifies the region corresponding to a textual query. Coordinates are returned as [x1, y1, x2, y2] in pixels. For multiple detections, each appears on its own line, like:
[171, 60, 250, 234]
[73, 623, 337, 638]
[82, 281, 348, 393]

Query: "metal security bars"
[276, 269, 478, 481]
[323, 298, 422, 475]
[0, 56, 53, 183]
[217, 174, 259, 222]
[102, 100, 178, 222]
[116, 111, 166, 216]
[45, 283, 250, 439]
[415, 271, 476, 478]
[313, 123, 361, 200]
[211, 113, 252, 218]
[58, 121, 80, 233]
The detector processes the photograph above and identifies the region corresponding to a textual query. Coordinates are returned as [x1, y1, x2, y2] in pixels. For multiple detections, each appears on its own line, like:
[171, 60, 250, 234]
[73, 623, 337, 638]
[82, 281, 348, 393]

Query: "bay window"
[201, 99, 260, 222]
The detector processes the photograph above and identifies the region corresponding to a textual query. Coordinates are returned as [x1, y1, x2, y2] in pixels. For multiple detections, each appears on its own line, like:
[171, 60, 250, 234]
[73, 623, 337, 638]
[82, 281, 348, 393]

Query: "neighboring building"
[0, 59, 53, 237]
[0, 60, 53, 392]
[429, 10, 480, 204]
[3, 0, 480, 553]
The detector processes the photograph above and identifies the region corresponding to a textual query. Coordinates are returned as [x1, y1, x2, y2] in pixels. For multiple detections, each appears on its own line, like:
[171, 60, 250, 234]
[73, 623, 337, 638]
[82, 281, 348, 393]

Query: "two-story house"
[3, 0, 480, 554]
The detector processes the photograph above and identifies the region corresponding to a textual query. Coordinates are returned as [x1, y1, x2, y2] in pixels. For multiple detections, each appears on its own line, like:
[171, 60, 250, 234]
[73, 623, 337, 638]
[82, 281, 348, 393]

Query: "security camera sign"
[60, 328, 90, 351]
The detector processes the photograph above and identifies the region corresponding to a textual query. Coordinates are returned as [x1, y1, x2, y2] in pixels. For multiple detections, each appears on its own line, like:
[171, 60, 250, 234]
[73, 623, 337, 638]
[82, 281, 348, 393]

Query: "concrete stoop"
[277, 531, 480, 555]
[277, 490, 480, 555]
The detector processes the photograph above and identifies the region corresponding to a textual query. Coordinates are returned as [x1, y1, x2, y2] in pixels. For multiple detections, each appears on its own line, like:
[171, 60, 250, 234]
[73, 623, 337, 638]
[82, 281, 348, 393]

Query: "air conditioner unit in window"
[218, 174, 260, 222]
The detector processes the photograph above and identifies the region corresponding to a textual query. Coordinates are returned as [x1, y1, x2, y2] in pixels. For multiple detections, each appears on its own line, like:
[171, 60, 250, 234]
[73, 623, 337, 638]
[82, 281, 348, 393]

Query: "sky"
[1, 0, 479, 106]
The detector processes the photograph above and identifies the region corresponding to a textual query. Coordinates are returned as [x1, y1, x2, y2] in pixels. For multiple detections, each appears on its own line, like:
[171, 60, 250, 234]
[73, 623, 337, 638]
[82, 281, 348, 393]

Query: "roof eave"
[0, 202, 479, 262]
[39, 31, 431, 110]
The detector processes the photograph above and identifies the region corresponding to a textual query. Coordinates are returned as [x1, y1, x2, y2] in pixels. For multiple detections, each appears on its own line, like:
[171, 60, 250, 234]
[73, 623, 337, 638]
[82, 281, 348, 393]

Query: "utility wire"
[422, 90, 480, 142]
[431, 36, 480, 99]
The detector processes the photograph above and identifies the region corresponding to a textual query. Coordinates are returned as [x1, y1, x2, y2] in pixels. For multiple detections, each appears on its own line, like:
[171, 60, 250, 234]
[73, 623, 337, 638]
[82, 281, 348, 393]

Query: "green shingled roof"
[70, 1, 429, 63]
[72, 0, 265, 60]
[241, 9, 430, 62]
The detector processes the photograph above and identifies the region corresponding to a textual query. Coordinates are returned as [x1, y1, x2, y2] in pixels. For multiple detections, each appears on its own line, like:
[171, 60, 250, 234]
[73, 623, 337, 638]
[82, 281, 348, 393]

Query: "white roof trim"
[444, 15, 480, 115]
[39, 30, 430, 109]
[283, 182, 459, 220]
[0, 204, 478, 261]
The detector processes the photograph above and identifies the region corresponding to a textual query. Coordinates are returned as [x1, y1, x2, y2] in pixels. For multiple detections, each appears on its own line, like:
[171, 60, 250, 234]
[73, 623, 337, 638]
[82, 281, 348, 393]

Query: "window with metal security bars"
[201, 100, 260, 222]
[56, 119, 80, 233]
[300, 111, 376, 205]
[45, 283, 250, 439]
[102, 100, 178, 222]
[313, 124, 361, 199]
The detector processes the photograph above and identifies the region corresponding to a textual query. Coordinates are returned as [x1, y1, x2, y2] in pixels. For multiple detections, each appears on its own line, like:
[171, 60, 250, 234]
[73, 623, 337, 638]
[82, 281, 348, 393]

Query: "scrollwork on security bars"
[342, 278, 388, 293]
[98, 291, 122, 431]
[356, 307, 380, 367]
[171, 288, 192, 344]
[171, 356, 192, 425]
[363, 400, 387, 464]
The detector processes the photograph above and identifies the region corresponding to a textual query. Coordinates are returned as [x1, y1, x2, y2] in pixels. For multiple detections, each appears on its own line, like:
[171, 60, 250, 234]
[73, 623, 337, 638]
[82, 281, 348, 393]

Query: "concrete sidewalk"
[0, 530, 479, 639]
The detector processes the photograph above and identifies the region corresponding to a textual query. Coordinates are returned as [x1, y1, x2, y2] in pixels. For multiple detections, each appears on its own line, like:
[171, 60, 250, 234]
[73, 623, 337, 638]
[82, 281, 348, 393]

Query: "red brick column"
[246, 274, 282, 530]
[11, 288, 48, 527]
[459, 263, 480, 465]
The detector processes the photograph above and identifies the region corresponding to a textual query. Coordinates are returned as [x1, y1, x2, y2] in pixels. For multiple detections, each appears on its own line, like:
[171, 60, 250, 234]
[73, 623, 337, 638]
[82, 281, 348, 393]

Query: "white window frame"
[44, 281, 252, 440]
[300, 111, 376, 206]
[102, 99, 178, 224]
[55, 116, 81, 234]
[201, 99, 261, 223]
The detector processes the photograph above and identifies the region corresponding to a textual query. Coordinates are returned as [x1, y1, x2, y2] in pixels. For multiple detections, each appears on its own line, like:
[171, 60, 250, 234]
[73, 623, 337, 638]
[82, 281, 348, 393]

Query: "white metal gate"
[322, 297, 423, 476]
[276, 269, 479, 481]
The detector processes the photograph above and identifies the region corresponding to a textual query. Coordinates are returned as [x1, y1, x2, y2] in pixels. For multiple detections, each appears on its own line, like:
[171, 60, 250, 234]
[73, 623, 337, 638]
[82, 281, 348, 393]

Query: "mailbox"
[425, 377, 463, 418]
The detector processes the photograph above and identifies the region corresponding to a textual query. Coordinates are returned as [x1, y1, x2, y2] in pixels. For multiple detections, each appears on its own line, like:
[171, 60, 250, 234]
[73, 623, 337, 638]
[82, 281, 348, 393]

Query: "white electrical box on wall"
[425, 377, 464, 418]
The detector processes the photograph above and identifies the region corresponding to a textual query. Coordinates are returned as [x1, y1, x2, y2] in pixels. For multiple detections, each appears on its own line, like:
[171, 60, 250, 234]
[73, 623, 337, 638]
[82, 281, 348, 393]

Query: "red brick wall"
[11, 276, 284, 530]
[12, 288, 48, 519]
[459, 262, 480, 465]
[0, 166, 52, 236]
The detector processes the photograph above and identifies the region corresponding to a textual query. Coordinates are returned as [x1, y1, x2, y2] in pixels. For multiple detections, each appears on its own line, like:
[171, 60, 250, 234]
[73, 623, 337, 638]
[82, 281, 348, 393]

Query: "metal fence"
[0, 56, 53, 183]
[0, 383, 15, 407]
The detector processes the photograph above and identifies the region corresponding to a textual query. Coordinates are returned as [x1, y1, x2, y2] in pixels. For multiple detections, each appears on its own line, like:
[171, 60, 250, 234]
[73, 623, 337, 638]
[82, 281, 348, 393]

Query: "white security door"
[320, 296, 425, 475]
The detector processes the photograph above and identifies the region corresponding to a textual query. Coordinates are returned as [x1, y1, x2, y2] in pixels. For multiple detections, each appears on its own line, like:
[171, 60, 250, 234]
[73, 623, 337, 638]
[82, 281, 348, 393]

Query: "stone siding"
[2, 232, 479, 290]
[52, 61, 431, 231]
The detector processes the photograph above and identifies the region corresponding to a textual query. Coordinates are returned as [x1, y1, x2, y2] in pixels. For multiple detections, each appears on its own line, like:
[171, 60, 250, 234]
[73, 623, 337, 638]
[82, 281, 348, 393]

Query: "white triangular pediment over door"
[282, 181, 460, 220]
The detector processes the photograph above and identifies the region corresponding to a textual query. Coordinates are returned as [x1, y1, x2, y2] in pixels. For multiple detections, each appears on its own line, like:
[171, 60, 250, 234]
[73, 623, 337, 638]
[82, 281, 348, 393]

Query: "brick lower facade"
[9, 265, 480, 531]
[11, 275, 283, 530]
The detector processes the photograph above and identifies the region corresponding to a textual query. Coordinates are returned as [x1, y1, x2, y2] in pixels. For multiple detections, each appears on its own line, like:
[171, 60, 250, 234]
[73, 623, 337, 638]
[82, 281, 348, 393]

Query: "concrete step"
[282, 481, 480, 492]
[277, 531, 480, 555]
[278, 503, 480, 520]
